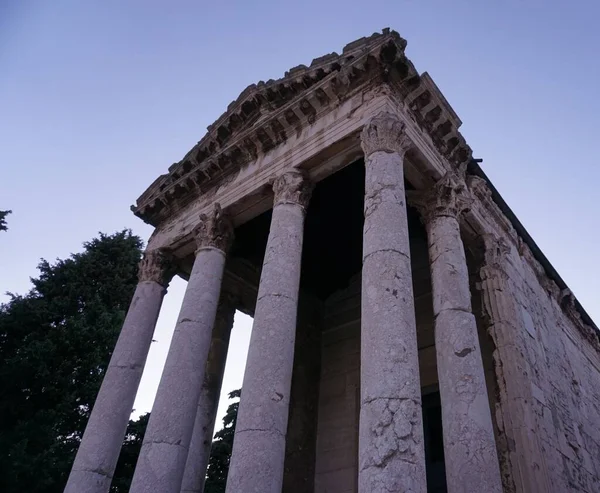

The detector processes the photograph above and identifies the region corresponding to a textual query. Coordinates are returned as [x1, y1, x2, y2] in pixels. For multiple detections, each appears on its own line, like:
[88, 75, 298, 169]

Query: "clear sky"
[2, 0, 599, 424]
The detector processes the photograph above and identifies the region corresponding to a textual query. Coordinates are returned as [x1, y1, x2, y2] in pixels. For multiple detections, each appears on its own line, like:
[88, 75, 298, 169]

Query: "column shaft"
[225, 171, 312, 493]
[417, 174, 502, 493]
[130, 205, 233, 493]
[359, 113, 426, 493]
[180, 298, 235, 493]
[65, 249, 173, 493]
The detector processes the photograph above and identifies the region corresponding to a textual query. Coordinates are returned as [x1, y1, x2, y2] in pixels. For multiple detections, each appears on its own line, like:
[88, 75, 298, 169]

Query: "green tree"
[205, 389, 241, 493]
[0, 230, 143, 493]
[0, 210, 11, 232]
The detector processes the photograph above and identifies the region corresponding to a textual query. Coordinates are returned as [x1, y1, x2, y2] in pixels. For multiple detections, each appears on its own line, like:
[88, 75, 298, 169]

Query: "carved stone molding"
[480, 234, 512, 281]
[466, 175, 492, 202]
[360, 111, 412, 157]
[272, 170, 313, 209]
[407, 172, 473, 223]
[193, 203, 234, 252]
[467, 174, 519, 246]
[138, 248, 176, 287]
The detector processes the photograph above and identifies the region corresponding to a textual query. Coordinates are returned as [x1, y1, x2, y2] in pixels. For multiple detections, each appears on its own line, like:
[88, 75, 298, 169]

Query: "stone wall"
[493, 245, 600, 492]
[314, 279, 361, 493]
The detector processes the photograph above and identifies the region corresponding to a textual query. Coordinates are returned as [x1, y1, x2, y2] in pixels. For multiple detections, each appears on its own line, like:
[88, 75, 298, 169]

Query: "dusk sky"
[2, 0, 598, 422]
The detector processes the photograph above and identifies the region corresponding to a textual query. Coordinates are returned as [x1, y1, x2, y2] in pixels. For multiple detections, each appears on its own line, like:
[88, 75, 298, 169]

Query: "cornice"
[131, 28, 473, 227]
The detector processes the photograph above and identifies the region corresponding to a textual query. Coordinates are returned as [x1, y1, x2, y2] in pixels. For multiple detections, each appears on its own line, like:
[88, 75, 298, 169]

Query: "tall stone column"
[478, 234, 551, 493]
[225, 170, 313, 493]
[64, 249, 174, 493]
[180, 294, 236, 493]
[359, 112, 427, 493]
[409, 173, 502, 493]
[130, 204, 233, 493]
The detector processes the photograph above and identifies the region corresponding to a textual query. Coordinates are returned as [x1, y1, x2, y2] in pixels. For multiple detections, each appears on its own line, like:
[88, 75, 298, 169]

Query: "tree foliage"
[205, 389, 240, 493]
[0, 210, 11, 232]
[0, 230, 143, 493]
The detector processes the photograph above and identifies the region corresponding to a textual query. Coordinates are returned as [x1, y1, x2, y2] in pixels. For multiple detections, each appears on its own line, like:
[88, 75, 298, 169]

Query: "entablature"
[132, 29, 473, 228]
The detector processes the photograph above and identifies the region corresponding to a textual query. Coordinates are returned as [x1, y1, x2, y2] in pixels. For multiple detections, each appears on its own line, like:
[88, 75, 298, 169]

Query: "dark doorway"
[423, 391, 447, 492]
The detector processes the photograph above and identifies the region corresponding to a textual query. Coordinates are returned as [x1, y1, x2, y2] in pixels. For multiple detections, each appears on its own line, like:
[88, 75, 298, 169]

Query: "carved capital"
[193, 203, 234, 252]
[272, 170, 313, 209]
[138, 248, 176, 287]
[407, 172, 473, 223]
[360, 112, 412, 157]
[467, 175, 492, 202]
[480, 234, 511, 281]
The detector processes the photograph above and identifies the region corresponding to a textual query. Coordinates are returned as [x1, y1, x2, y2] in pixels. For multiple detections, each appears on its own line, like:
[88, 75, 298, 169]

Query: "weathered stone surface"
[359, 112, 427, 493]
[477, 234, 554, 492]
[273, 170, 314, 209]
[180, 295, 236, 493]
[194, 203, 234, 251]
[226, 171, 312, 493]
[130, 207, 232, 493]
[411, 175, 502, 493]
[138, 248, 177, 286]
[65, 249, 174, 493]
[360, 111, 411, 157]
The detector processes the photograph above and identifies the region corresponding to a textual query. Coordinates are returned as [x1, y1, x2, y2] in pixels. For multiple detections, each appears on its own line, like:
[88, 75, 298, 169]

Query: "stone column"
[64, 249, 174, 493]
[225, 170, 313, 493]
[130, 204, 233, 493]
[478, 234, 551, 493]
[359, 112, 427, 493]
[409, 173, 502, 493]
[180, 294, 236, 493]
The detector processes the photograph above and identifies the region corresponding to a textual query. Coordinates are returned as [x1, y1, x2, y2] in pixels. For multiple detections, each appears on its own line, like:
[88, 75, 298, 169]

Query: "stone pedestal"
[130, 205, 233, 493]
[410, 173, 502, 493]
[359, 112, 427, 493]
[64, 249, 174, 493]
[180, 295, 236, 493]
[225, 171, 313, 493]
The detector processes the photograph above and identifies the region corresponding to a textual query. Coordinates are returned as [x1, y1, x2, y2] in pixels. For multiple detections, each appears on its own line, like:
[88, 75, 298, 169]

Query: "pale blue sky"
[1, 0, 598, 420]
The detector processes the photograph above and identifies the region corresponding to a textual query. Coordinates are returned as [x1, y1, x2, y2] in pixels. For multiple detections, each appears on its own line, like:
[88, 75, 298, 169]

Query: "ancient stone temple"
[65, 29, 600, 493]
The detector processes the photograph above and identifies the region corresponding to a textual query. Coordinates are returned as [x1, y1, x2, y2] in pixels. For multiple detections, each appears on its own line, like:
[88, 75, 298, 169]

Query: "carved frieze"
[272, 170, 314, 209]
[193, 203, 234, 252]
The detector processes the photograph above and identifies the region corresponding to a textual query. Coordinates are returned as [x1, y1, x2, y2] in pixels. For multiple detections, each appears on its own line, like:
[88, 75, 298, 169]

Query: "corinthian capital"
[407, 172, 473, 223]
[194, 203, 234, 252]
[273, 170, 313, 209]
[138, 248, 176, 287]
[360, 112, 412, 157]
